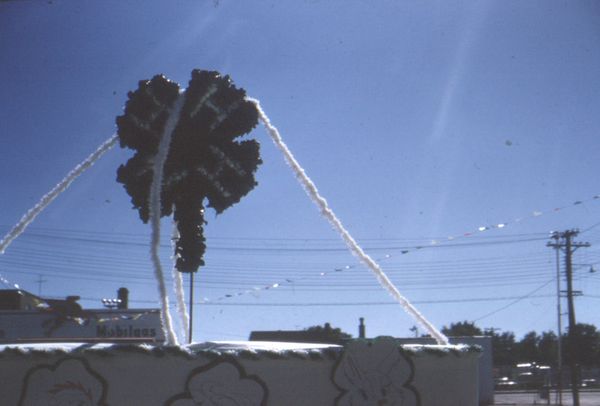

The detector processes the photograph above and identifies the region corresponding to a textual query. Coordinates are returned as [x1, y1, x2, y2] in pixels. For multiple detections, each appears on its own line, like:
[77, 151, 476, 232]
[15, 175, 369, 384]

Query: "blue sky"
[1, 0, 600, 342]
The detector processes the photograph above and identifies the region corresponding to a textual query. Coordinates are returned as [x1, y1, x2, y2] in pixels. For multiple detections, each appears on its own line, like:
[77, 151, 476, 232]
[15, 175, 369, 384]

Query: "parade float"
[0, 70, 480, 405]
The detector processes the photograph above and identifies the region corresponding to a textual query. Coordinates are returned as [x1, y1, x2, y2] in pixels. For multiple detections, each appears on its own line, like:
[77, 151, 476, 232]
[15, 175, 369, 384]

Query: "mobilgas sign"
[0, 309, 165, 343]
[96, 325, 157, 339]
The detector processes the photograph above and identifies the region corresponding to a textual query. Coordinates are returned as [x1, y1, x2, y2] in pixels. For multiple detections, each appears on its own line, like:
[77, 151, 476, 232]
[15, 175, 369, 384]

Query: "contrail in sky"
[0, 134, 118, 255]
[248, 97, 449, 345]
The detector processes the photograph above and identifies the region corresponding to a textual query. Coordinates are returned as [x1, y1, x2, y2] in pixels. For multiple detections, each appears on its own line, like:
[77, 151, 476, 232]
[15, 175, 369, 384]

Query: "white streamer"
[149, 91, 186, 346]
[171, 221, 190, 343]
[248, 97, 449, 345]
[0, 134, 118, 254]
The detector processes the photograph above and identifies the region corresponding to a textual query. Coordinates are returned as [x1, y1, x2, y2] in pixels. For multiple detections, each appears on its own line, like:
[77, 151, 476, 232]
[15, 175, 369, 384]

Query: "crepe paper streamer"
[0, 135, 118, 255]
[248, 97, 449, 345]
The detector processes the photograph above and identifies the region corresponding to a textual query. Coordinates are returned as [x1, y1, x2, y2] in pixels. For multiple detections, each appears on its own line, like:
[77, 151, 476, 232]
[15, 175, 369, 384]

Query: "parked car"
[495, 377, 518, 390]
[581, 378, 599, 388]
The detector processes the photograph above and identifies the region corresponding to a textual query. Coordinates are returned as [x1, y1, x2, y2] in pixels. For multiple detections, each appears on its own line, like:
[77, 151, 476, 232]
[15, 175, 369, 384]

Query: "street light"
[101, 298, 122, 310]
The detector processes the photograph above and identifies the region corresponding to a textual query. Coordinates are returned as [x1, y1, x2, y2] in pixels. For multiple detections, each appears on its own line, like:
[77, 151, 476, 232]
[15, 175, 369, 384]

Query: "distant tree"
[442, 321, 483, 337]
[488, 330, 518, 367]
[538, 331, 558, 366]
[305, 323, 352, 342]
[517, 331, 541, 363]
[477, 325, 600, 368]
[564, 323, 600, 367]
[430, 322, 600, 369]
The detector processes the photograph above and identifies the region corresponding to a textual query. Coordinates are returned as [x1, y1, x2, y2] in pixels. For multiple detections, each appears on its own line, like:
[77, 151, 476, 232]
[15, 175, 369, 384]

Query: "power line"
[83, 293, 555, 307]
[473, 279, 556, 322]
[1, 223, 594, 308]
[11, 229, 550, 252]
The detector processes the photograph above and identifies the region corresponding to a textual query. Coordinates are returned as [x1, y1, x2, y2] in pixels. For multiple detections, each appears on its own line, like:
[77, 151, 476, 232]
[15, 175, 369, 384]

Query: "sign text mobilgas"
[96, 324, 157, 339]
[0, 309, 165, 343]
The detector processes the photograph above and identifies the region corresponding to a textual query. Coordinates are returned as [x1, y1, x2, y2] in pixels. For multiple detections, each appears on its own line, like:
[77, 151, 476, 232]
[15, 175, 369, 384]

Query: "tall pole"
[549, 233, 563, 405]
[36, 274, 47, 296]
[548, 230, 590, 406]
[564, 231, 579, 406]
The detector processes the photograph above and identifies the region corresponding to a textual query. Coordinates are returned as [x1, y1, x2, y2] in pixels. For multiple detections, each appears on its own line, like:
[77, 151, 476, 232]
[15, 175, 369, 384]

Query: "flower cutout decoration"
[333, 338, 420, 406]
[116, 70, 261, 273]
[18, 358, 108, 406]
[165, 358, 267, 406]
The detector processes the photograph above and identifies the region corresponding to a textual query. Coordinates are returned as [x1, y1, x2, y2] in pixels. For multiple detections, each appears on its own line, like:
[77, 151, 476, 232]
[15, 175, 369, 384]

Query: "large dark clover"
[116, 70, 261, 273]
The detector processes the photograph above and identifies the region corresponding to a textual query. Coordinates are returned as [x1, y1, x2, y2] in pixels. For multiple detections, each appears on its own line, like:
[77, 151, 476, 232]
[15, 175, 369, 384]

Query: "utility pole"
[548, 232, 564, 406]
[36, 274, 47, 296]
[548, 230, 590, 406]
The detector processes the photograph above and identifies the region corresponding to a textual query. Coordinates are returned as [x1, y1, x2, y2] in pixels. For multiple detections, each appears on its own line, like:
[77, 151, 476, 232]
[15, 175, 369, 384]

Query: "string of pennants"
[0, 194, 598, 300]
[199, 194, 600, 304]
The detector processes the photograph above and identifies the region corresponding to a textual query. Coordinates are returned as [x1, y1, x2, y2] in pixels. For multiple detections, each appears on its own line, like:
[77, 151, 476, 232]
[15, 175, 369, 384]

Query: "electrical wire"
[473, 279, 556, 322]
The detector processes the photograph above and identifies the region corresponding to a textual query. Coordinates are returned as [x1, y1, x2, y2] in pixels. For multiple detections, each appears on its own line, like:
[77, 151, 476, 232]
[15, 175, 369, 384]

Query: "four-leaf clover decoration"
[116, 70, 261, 273]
